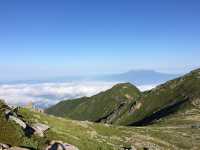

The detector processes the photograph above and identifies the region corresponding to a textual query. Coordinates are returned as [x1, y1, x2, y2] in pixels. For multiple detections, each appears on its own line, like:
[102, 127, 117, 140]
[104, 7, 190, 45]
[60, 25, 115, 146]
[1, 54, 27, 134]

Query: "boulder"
[191, 124, 200, 129]
[0, 144, 30, 150]
[9, 116, 26, 129]
[4, 109, 18, 118]
[31, 123, 49, 137]
[5, 107, 26, 129]
[120, 146, 137, 150]
[4, 109, 12, 116]
[0, 143, 10, 149]
[46, 141, 79, 150]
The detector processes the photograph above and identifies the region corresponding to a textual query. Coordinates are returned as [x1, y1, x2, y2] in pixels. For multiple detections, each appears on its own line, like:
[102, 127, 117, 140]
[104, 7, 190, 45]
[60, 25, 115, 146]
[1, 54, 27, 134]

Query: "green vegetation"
[0, 101, 45, 149]
[1, 104, 200, 149]
[46, 69, 200, 126]
[117, 68, 200, 125]
[46, 83, 141, 123]
[1, 68, 200, 149]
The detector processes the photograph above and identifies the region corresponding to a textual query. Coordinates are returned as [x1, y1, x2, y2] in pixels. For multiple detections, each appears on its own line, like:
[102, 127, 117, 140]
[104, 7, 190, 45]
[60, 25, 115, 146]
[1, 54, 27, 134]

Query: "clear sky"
[0, 0, 200, 80]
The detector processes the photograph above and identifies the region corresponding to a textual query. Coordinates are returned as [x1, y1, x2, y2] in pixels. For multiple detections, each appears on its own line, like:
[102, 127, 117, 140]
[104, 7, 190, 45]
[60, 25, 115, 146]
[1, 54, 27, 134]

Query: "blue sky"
[0, 0, 200, 80]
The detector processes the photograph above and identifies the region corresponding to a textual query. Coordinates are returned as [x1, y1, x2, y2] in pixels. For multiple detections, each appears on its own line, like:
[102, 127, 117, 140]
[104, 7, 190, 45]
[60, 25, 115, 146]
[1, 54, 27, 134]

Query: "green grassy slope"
[1, 100, 200, 150]
[46, 68, 200, 127]
[45, 98, 87, 118]
[21, 108, 200, 150]
[0, 100, 45, 149]
[117, 68, 200, 125]
[2, 69, 200, 149]
[46, 83, 141, 123]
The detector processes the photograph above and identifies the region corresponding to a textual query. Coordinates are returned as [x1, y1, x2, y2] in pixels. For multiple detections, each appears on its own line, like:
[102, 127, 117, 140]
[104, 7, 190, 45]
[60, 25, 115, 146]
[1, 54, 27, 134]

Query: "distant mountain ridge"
[46, 68, 200, 126]
[92, 70, 180, 85]
[1, 69, 200, 150]
[0, 69, 179, 86]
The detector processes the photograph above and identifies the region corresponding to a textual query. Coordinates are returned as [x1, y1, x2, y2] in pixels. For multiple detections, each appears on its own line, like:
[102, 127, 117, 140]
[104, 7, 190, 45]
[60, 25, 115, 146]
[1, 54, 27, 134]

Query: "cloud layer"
[0, 82, 117, 107]
[0, 81, 156, 108]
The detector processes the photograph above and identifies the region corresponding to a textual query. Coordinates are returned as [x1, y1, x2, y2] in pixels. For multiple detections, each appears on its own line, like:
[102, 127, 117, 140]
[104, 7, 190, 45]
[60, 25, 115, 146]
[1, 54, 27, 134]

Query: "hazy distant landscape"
[0, 70, 179, 108]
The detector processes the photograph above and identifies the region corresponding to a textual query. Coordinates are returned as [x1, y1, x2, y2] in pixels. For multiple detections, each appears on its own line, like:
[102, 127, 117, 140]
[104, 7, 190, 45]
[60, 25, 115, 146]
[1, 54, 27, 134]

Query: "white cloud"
[137, 84, 157, 91]
[0, 81, 117, 107]
[0, 81, 157, 108]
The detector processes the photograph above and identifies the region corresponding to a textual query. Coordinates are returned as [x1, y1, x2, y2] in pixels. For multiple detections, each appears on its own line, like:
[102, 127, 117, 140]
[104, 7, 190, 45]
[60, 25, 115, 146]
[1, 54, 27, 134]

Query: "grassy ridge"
[46, 69, 200, 126]
[118, 69, 200, 125]
[1, 68, 200, 149]
[0, 101, 45, 149]
[46, 83, 141, 123]
[1, 100, 200, 149]
[3, 107, 200, 149]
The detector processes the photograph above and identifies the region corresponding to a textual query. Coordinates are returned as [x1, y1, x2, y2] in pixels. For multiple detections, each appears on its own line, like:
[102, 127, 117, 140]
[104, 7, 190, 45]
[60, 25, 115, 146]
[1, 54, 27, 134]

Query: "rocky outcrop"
[31, 123, 49, 137]
[4, 107, 49, 137]
[95, 102, 127, 124]
[130, 102, 142, 113]
[45, 141, 79, 150]
[120, 146, 137, 150]
[0, 144, 29, 150]
[4, 108, 27, 129]
[191, 124, 200, 129]
[0, 143, 10, 149]
[9, 116, 27, 129]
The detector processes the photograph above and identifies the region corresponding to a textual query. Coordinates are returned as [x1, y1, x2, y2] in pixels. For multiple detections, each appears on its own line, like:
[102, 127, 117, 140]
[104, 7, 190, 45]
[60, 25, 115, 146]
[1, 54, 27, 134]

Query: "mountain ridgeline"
[46, 83, 141, 123]
[45, 68, 200, 126]
[93, 70, 179, 85]
[1, 68, 200, 150]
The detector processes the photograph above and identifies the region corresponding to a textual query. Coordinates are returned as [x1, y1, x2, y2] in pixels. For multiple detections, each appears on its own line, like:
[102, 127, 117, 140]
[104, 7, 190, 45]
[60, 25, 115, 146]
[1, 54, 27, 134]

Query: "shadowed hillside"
[117, 68, 200, 125]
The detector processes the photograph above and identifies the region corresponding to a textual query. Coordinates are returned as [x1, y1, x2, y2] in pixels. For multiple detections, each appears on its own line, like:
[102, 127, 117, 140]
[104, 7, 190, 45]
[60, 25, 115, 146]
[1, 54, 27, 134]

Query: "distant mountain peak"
[111, 82, 137, 89]
[96, 69, 180, 85]
[125, 69, 157, 73]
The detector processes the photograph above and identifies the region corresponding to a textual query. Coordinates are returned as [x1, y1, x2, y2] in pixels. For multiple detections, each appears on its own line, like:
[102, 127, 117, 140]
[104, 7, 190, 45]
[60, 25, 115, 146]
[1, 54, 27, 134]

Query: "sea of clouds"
[0, 81, 156, 108]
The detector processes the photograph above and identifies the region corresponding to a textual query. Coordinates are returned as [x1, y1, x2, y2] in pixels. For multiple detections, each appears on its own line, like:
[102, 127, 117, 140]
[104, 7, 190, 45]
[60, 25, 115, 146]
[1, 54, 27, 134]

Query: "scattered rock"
[31, 123, 49, 137]
[4, 109, 12, 116]
[4, 107, 26, 129]
[46, 141, 79, 150]
[9, 116, 27, 129]
[191, 124, 200, 129]
[122, 86, 128, 89]
[4, 106, 49, 137]
[0, 144, 30, 150]
[125, 94, 133, 100]
[120, 145, 137, 150]
[192, 98, 200, 106]
[0, 143, 10, 149]
[130, 102, 142, 113]
[4, 108, 18, 117]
